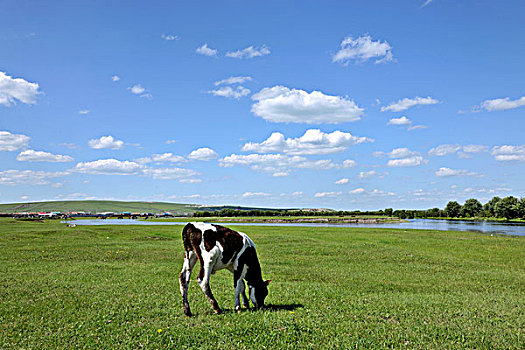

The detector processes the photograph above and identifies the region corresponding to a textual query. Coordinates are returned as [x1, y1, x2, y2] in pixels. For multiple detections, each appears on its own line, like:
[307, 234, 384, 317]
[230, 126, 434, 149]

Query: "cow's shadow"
[263, 303, 304, 312]
[220, 303, 304, 314]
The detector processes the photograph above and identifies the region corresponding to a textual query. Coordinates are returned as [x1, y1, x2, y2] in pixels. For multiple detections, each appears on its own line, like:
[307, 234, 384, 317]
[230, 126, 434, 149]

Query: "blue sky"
[1, 0, 524, 210]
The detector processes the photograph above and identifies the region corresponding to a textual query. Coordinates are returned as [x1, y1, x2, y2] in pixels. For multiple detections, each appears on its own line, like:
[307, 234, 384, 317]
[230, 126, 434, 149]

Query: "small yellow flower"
[157, 329, 162, 333]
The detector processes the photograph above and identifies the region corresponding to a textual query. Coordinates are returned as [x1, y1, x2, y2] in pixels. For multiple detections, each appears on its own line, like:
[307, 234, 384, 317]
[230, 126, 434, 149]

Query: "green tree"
[518, 198, 525, 219]
[483, 196, 501, 217]
[384, 208, 393, 216]
[445, 201, 462, 218]
[427, 207, 440, 217]
[393, 210, 406, 219]
[460, 198, 483, 218]
[495, 196, 519, 219]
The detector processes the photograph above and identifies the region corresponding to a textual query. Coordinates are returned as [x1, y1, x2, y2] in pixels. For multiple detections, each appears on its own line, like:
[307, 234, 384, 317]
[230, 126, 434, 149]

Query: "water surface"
[61, 218, 525, 236]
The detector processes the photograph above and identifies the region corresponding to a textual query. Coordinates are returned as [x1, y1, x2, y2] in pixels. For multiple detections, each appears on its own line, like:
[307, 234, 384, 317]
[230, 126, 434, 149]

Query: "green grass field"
[1, 218, 523, 349]
[0, 200, 286, 215]
[0, 200, 197, 214]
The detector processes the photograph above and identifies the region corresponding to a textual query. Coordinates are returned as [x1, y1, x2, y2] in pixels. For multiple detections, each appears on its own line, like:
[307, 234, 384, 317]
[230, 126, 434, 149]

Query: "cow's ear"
[265, 279, 271, 286]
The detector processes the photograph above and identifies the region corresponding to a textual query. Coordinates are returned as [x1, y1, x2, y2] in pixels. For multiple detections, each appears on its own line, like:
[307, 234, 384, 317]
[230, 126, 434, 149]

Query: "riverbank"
[144, 215, 403, 224]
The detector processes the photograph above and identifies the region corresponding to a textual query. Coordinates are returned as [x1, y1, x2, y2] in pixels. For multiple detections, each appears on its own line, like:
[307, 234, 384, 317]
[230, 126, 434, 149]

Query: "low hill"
[0, 200, 289, 214]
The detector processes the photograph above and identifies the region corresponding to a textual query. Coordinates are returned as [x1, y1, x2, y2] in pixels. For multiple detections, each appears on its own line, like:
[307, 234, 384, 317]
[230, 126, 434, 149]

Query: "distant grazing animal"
[179, 222, 270, 316]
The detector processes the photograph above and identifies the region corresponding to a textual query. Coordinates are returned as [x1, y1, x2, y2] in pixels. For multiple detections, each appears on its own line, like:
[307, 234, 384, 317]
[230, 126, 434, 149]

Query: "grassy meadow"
[0, 200, 196, 214]
[0, 218, 524, 349]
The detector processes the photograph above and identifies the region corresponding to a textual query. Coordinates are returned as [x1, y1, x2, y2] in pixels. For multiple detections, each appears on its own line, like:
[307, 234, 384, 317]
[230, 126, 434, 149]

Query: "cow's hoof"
[183, 307, 192, 317]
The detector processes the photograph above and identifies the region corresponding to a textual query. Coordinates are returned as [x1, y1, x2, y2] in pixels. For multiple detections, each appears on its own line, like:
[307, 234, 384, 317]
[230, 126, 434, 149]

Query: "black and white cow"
[179, 222, 270, 316]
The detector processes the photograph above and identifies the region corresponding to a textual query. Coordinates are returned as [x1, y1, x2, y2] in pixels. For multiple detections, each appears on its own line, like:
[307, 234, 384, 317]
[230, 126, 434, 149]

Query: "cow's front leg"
[199, 258, 221, 314]
[233, 265, 247, 312]
[240, 281, 250, 309]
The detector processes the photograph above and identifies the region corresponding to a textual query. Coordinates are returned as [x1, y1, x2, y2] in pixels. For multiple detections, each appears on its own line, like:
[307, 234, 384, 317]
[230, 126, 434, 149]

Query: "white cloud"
[332, 35, 393, 65]
[0, 170, 68, 186]
[136, 153, 187, 164]
[390, 148, 419, 158]
[179, 178, 202, 184]
[242, 192, 271, 198]
[79, 110, 90, 115]
[88, 136, 124, 150]
[0, 131, 30, 151]
[242, 129, 373, 155]
[17, 150, 73, 162]
[387, 156, 425, 167]
[128, 84, 151, 99]
[428, 144, 461, 157]
[341, 160, 357, 168]
[491, 145, 525, 162]
[214, 76, 253, 86]
[387, 116, 427, 131]
[463, 145, 488, 153]
[435, 167, 480, 177]
[166, 139, 177, 144]
[161, 34, 180, 41]
[280, 191, 303, 197]
[370, 189, 395, 196]
[196, 43, 218, 57]
[133, 157, 153, 165]
[251, 86, 364, 124]
[129, 84, 145, 94]
[142, 167, 198, 180]
[477, 96, 525, 112]
[151, 153, 186, 163]
[0, 71, 41, 106]
[272, 172, 290, 177]
[335, 178, 349, 185]
[21, 195, 28, 200]
[74, 159, 143, 175]
[375, 148, 419, 159]
[209, 86, 251, 99]
[219, 153, 355, 176]
[188, 147, 218, 161]
[428, 144, 488, 157]
[407, 124, 428, 131]
[358, 171, 377, 179]
[422, 0, 433, 7]
[226, 45, 270, 59]
[381, 96, 439, 112]
[387, 116, 411, 125]
[314, 191, 342, 198]
[349, 188, 393, 196]
[73, 158, 198, 181]
[111, 75, 120, 82]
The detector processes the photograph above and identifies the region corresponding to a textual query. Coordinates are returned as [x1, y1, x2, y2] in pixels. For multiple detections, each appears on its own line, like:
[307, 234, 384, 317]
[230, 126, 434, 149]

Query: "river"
[61, 218, 525, 236]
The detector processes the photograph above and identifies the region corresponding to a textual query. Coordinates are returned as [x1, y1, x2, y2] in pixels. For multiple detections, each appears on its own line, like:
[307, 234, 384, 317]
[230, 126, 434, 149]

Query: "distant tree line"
[392, 196, 525, 220]
[192, 196, 525, 220]
[193, 208, 389, 218]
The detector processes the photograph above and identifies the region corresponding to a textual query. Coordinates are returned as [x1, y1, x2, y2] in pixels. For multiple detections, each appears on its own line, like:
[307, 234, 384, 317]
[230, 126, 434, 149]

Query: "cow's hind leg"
[179, 250, 197, 316]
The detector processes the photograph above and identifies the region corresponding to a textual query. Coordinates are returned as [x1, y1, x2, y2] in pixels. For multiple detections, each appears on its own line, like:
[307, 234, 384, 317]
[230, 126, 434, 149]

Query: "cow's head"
[249, 280, 271, 309]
